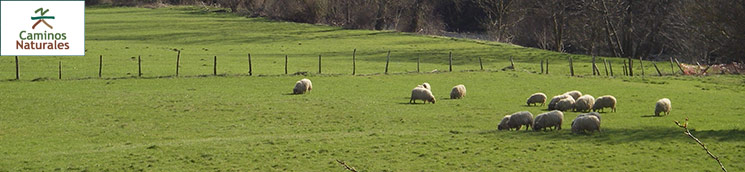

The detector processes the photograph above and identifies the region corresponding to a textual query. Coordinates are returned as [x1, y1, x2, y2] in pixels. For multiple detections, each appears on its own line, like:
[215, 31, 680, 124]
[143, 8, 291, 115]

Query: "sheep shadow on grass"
[283, 93, 311, 96]
[640, 114, 666, 118]
[521, 105, 544, 108]
[398, 102, 431, 105]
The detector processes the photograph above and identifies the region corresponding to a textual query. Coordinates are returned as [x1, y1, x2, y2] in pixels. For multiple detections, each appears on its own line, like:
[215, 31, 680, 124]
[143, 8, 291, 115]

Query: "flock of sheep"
[408, 82, 467, 104]
[291, 78, 673, 134]
[502, 90, 672, 134]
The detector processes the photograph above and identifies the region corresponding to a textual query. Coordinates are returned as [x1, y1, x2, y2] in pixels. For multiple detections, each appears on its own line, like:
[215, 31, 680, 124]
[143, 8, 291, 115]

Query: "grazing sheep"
[563, 90, 583, 100]
[571, 115, 601, 134]
[548, 94, 571, 110]
[410, 87, 436, 104]
[533, 110, 564, 131]
[301, 79, 312, 91]
[422, 83, 431, 90]
[655, 98, 671, 116]
[592, 95, 617, 112]
[450, 84, 467, 99]
[499, 111, 534, 131]
[556, 97, 575, 111]
[574, 95, 595, 112]
[576, 112, 602, 122]
[497, 115, 511, 130]
[526, 93, 547, 106]
[292, 78, 312, 94]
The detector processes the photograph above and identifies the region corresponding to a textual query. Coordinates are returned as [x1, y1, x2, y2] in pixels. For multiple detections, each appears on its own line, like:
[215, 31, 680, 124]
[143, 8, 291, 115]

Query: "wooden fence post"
[285, 55, 288, 75]
[609, 61, 614, 76]
[546, 59, 549, 74]
[510, 56, 515, 70]
[639, 57, 645, 76]
[58, 61, 62, 80]
[479, 57, 484, 71]
[248, 53, 252, 76]
[176, 50, 180, 76]
[318, 55, 322, 74]
[674, 58, 685, 74]
[417, 57, 420, 73]
[385, 50, 390, 74]
[213, 55, 217, 76]
[352, 49, 356, 75]
[569, 56, 574, 76]
[701, 66, 711, 75]
[623, 61, 628, 76]
[592, 55, 597, 75]
[540, 59, 544, 74]
[138, 55, 142, 77]
[628, 57, 634, 76]
[99, 55, 102, 78]
[653, 63, 662, 76]
[603, 58, 609, 76]
[449, 51, 453, 72]
[15, 56, 19, 80]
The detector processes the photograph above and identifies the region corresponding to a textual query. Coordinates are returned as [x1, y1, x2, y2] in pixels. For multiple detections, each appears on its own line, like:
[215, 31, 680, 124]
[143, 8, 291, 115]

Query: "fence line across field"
[7, 50, 685, 81]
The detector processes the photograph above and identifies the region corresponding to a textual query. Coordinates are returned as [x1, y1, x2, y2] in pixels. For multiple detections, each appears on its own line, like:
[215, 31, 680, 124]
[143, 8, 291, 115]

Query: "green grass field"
[1, 6, 745, 171]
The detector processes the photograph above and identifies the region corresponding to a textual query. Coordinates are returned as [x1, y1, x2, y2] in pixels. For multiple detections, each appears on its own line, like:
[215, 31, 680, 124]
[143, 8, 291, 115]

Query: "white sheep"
[571, 115, 600, 134]
[526, 93, 547, 106]
[533, 110, 564, 131]
[548, 94, 571, 110]
[292, 78, 312, 94]
[410, 87, 436, 104]
[563, 90, 582, 100]
[573, 95, 595, 112]
[450, 84, 466, 99]
[592, 95, 617, 112]
[422, 82, 431, 90]
[556, 97, 575, 112]
[576, 112, 602, 122]
[655, 98, 671, 116]
[499, 111, 534, 131]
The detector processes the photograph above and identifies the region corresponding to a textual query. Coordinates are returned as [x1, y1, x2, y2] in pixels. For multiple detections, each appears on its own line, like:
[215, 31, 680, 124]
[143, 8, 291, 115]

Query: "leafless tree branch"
[674, 117, 727, 172]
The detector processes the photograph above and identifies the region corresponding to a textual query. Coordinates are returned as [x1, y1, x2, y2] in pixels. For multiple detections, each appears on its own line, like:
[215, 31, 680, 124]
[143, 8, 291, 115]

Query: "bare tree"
[476, 0, 524, 42]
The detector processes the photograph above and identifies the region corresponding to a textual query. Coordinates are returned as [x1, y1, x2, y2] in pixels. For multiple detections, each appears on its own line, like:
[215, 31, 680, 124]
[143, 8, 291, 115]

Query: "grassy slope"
[4, 6, 659, 80]
[1, 6, 744, 171]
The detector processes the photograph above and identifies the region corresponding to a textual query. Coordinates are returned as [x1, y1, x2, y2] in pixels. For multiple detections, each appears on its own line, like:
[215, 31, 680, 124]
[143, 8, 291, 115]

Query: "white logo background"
[1, 1, 85, 56]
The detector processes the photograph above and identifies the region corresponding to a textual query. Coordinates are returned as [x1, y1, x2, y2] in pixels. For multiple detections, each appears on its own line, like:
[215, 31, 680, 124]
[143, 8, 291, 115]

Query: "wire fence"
[1, 49, 687, 82]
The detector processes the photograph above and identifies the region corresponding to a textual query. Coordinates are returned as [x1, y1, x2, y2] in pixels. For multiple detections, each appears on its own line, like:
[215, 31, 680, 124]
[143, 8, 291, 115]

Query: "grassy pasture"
[1, 6, 745, 171]
[4, 6, 663, 80]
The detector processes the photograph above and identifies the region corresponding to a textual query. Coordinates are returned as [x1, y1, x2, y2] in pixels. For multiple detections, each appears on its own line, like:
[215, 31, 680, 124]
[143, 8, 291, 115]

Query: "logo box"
[1, 0, 85, 56]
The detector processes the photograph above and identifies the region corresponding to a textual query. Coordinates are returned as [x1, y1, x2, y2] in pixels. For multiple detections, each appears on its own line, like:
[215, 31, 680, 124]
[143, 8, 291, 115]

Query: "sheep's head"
[498, 117, 510, 130]
[533, 124, 542, 131]
[430, 98, 436, 104]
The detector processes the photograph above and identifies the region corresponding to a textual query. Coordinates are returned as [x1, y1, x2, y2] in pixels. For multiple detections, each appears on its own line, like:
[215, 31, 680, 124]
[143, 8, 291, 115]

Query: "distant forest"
[89, 0, 745, 64]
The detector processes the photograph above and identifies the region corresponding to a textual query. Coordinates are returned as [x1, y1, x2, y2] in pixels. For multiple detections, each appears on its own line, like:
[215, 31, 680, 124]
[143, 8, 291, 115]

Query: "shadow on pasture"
[397, 102, 430, 105]
[522, 105, 545, 107]
[570, 127, 744, 144]
[477, 127, 745, 143]
[477, 129, 535, 134]
[640, 115, 665, 118]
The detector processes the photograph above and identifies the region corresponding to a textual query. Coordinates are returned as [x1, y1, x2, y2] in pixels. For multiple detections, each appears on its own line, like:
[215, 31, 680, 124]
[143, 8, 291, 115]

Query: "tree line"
[88, 0, 745, 64]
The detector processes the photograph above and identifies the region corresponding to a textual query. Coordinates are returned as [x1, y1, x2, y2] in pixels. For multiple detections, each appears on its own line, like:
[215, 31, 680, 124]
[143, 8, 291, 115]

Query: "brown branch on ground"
[335, 160, 358, 172]
[674, 117, 727, 172]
